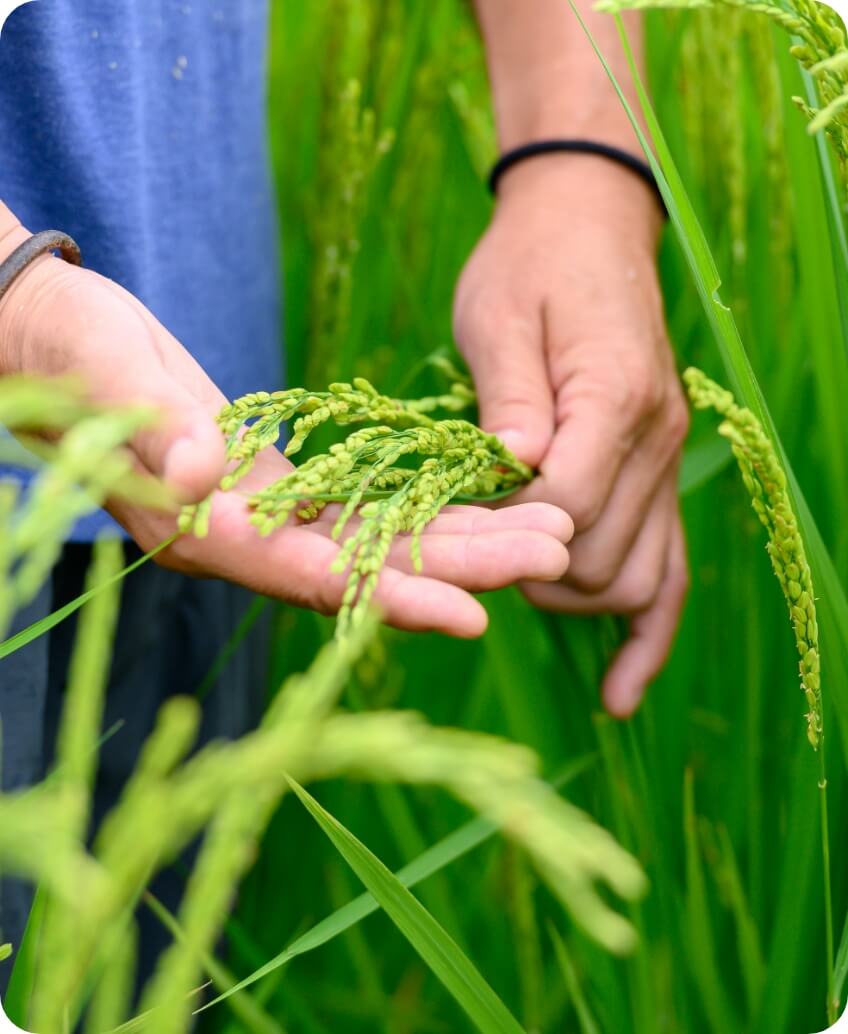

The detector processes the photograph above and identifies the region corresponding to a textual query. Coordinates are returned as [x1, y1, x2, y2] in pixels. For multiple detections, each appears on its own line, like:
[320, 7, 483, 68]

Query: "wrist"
[0, 224, 65, 377]
[493, 150, 664, 247]
[494, 89, 643, 158]
[0, 207, 27, 263]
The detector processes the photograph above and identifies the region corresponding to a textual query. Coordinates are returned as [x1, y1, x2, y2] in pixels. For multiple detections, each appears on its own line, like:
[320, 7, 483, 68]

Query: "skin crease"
[460, 1, 690, 716]
[0, 217, 574, 639]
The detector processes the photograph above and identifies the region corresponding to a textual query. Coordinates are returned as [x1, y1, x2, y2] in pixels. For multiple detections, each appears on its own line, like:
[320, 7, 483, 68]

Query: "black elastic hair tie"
[488, 139, 665, 212]
[0, 230, 83, 305]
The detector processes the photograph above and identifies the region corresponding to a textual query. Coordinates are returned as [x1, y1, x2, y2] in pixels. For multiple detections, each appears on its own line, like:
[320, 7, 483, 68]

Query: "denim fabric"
[0, 1, 283, 538]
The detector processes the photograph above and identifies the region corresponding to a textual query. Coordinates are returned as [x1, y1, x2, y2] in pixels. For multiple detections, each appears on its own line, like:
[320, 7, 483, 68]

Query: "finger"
[293, 533, 491, 637]
[117, 349, 228, 504]
[155, 493, 490, 638]
[93, 349, 226, 504]
[565, 463, 678, 592]
[454, 297, 555, 467]
[312, 501, 574, 543]
[521, 484, 672, 614]
[384, 528, 569, 588]
[374, 567, 489, 637]
[68, 272, 230, 504]
[514, 394, 634, 532]
[602, 515, 688, 717]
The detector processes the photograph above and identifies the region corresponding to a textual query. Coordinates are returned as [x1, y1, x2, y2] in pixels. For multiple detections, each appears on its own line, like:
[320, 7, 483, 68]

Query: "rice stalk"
[684, 366, 836, 1022]
[308, 78, 394, 383]
[10, 610, 645, 1031]
[599, 0, 848, 185]
[745, 17, 795, 319]
[702, 8, 749, 270]
[0, 377, 164, 637]
[84, 923, 137, 1034]
[504, 847, 544, 1034]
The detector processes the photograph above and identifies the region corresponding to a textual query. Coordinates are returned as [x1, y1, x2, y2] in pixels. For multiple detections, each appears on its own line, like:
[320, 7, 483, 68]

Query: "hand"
[454, 155, 689, 710]
[0, 222, 574, 636]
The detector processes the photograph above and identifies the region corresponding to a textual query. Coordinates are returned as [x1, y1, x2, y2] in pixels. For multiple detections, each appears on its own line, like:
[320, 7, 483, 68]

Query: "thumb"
[8, 255, 228, 505]
[455, 303, 554, 467]
[110, 361, 227, 505]
[154, 402, 227, 504]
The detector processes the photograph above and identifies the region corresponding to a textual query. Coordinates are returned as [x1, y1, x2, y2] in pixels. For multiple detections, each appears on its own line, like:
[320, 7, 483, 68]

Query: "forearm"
[472, 0, 645, 153]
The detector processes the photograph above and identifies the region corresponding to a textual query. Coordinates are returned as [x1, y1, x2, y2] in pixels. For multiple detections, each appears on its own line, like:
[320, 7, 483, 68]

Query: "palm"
[115, 443, 572, 636]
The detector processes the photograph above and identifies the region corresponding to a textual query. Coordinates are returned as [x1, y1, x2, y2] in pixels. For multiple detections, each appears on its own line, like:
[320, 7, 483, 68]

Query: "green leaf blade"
[287, 777, 525, 1034]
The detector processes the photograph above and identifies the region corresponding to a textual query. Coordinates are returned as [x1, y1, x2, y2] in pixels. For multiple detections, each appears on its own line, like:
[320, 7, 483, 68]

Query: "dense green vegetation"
[1, 2, 847, 1032]
[241, 4, 848, 1031]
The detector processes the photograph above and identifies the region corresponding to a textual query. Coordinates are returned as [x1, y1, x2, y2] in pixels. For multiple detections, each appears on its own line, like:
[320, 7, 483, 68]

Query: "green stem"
[249, 486, 527, 506]
[818, 736, 836, 1025]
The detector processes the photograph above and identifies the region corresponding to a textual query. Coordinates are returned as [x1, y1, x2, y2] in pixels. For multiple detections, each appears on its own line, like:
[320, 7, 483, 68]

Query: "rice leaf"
[198, 757, 594, 1013]
[4, 874, 46, 1026]
[143, 893, 284, 1034]
[834, 908, 848, 1012]
[0, 536, 176, 661]
[287, 777, 525, 1034]
[715, 826, 766, 1018]
[679, 434, 733, 496]
[682, 770, 738, 1033]
[547, 922, 601, 1034]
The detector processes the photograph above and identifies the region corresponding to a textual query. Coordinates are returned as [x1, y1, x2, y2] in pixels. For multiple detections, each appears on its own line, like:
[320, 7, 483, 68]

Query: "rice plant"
[2, 2, 848, 1032]
[0, 373, 646, 1034]
[240, 3, 848, 1031]
[685, 367, 836, 1021]
[0, 548, 647, 1032]
[179, 374, 530, 635]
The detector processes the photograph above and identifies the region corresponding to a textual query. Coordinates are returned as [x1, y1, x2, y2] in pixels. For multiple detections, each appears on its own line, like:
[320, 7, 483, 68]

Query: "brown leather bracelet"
[0, 230, 82, 305]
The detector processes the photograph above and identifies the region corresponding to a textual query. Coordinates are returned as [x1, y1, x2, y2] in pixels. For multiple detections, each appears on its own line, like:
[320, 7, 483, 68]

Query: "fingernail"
[163, 436, 196, 484]
[605, 683, 643, 719]
[493, 428, 525, 453]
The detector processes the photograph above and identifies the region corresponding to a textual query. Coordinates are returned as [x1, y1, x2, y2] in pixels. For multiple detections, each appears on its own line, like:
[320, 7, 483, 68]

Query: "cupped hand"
[0, 225, 574, 636]
[124, 446, 574, 637]
[454, 155, 689, 711]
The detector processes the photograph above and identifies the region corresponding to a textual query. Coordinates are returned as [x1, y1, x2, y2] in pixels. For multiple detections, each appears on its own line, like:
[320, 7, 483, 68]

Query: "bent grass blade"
[197, 757, 595, 1014]
[0, 536, 176, 662]
[285, 777, 525, 1034]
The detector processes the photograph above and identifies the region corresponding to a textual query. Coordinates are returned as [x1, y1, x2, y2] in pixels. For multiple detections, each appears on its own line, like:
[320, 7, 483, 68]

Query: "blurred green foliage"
[220, 4, 848, 1032]
[0, 3, 845, 1032]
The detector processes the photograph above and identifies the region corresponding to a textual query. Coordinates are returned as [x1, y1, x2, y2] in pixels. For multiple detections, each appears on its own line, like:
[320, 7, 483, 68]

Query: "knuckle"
[671, 564, 691, 601]
[487, 391, 541, 421]
[629, 370, 664, 417]
[154, 534, 198, 574]
[573, 354, 663, 430]
[453, 286, 531, 357]
[568, 493, 605, 533]
[597, 354, 663, 421]
[153, 543, 185, 573]
[566, 537, 625, 591]
[613, 574, 660, 613]
[453, 286, 504, 352]
[521, 581, 557, 611]
[664, 393, 691, 449]
[313, 572, 342, 617]
[568, 561, 617, 595]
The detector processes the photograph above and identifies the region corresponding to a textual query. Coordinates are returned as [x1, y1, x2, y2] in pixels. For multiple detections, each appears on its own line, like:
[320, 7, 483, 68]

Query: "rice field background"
[2, 2, 848, 1032]
[241, 4, 848, 1031]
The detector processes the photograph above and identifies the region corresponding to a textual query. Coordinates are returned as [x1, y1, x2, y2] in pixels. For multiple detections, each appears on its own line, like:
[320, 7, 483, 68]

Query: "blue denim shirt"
[0, 0, 283, 538]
